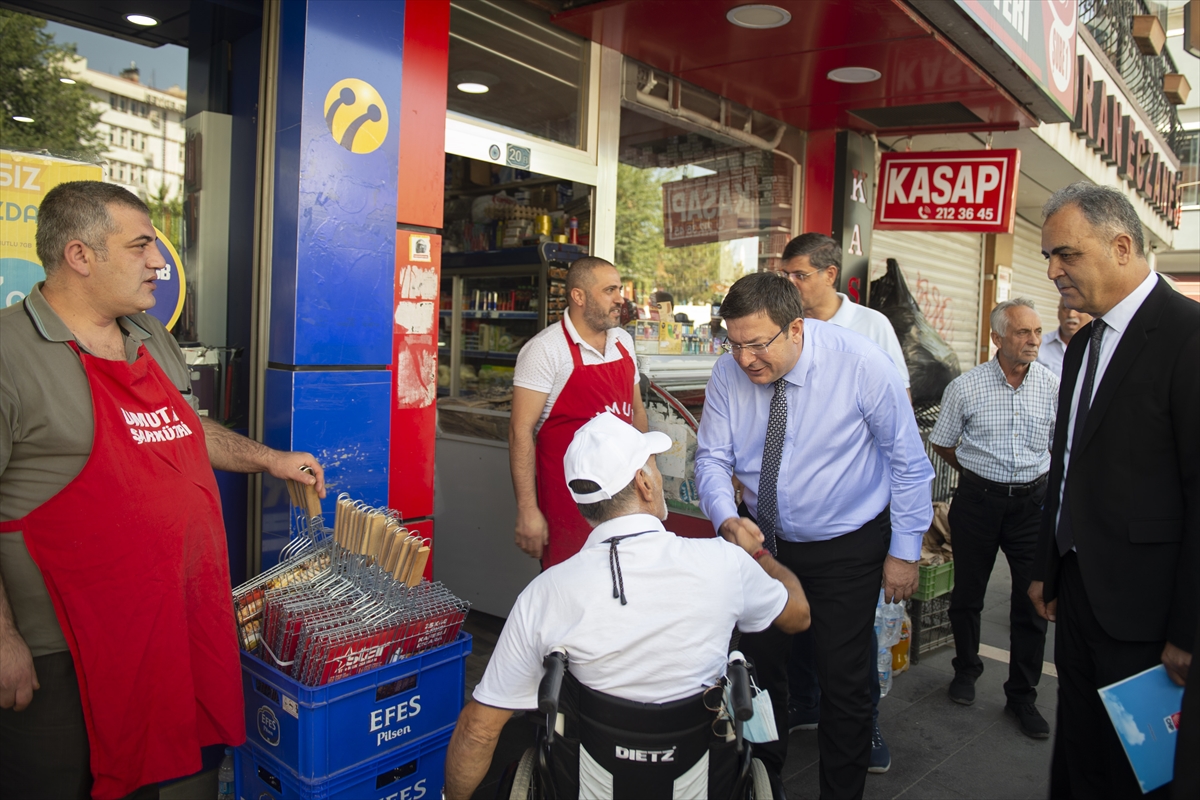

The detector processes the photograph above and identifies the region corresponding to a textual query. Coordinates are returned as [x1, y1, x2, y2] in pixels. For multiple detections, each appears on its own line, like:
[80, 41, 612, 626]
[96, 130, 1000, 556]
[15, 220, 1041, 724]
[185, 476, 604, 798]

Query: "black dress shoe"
[948, 672, 976, 705]
[1006, 702, 1051, 738]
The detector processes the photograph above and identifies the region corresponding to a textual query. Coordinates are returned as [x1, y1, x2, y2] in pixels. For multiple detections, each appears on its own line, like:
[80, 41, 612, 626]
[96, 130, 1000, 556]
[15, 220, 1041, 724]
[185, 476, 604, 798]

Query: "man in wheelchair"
[444, 412, 810, 799]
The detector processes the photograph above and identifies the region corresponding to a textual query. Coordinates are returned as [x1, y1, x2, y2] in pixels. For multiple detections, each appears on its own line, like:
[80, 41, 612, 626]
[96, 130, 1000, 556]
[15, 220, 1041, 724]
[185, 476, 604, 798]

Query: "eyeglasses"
[721, 327, 786, 355]
[777, 266, 828, 282]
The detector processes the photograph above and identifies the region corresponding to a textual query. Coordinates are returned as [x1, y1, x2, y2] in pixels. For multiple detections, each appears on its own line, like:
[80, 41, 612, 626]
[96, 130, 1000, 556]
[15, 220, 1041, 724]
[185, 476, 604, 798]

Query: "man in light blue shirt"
[696, 271, 934, 800]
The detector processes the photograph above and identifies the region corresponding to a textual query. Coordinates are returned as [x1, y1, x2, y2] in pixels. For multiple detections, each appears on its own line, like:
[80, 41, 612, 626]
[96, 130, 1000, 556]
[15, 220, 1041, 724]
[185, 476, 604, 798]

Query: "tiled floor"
[462, 556, 1058, 800]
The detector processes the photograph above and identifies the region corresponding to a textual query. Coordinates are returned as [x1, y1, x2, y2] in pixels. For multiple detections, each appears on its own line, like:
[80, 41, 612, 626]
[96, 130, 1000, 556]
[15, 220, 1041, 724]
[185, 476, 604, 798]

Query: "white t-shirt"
[827, 293, 911, 388]
[472, 514, 789, 708]
[512, 312, 639, 431]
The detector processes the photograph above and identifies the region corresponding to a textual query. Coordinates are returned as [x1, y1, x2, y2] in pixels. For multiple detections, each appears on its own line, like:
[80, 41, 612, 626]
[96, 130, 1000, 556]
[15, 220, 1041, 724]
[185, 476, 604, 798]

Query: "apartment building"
[65, 57, 187, 202]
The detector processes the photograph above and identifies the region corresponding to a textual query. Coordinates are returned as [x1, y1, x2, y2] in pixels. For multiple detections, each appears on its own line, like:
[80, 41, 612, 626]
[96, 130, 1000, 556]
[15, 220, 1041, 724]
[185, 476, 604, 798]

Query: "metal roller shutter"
[869, 230, 983, 370]
[1011, 216, 1061, 326]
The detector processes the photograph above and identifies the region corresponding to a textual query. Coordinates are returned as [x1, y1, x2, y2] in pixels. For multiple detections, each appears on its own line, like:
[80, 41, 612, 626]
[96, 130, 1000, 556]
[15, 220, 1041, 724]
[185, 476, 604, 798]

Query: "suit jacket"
[1033, 276, 1199, 649]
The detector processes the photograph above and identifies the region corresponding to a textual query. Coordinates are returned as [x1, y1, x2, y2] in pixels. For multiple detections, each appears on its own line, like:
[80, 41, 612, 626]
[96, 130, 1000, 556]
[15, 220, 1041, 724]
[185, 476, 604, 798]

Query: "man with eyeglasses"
[695, 271, 934, 800]
[773, 233, 911, 774]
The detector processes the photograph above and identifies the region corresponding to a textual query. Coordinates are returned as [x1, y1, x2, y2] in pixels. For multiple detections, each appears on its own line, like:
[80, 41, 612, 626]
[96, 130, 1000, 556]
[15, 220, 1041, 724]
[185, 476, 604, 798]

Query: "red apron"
[0, 342, 244, 799]
[535, 321, 636, 567]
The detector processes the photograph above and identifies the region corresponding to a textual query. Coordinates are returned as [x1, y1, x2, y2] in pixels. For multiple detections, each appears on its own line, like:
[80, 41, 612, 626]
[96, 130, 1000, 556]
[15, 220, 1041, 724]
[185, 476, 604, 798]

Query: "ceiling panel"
[551, 0, 1037, 134]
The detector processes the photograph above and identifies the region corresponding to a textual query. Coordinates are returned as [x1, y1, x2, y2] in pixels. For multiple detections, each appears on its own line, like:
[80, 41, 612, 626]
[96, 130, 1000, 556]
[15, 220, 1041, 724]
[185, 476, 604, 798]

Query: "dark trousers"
[946, 477, 1048, 704]
[0, 651, 160, 800]
[1051, 552, 1170, 799]
[737, 510, 890, 800]
[787, 628, 881, 725]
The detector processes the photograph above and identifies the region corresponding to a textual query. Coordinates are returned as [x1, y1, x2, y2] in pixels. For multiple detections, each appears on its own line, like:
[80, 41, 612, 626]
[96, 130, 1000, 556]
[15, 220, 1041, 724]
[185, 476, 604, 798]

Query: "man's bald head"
[565, 257, 616, 295]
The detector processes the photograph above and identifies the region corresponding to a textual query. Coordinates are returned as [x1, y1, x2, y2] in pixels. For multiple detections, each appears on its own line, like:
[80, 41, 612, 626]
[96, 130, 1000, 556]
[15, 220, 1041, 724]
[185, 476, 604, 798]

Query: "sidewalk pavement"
[462, 557, 1056, 800]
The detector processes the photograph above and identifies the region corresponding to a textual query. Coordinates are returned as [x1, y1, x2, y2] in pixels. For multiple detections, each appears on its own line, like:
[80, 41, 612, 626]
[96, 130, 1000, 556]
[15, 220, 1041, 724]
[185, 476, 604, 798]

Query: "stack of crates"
[235, 633, 472, 799]
[909, 562, 955, 664]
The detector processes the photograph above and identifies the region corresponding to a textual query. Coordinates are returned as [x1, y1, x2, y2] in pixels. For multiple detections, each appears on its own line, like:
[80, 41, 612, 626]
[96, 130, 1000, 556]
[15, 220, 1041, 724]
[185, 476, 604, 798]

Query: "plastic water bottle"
[217, 747, 235, 800]
[881, 599, 905, 649]
[878, 647, 894, 698]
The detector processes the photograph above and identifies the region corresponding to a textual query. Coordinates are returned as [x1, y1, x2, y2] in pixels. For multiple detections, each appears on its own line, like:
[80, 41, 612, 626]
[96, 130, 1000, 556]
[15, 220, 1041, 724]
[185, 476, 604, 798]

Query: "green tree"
[146, 182, 183, 249]
[0, 10, 104, 157]
[614, 162, 663, 290]
[616, 162, 727, 306]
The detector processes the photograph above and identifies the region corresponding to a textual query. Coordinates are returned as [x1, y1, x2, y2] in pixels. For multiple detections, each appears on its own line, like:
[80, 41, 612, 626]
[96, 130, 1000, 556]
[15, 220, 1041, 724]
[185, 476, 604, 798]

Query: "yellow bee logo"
[323, 78, 389, 154]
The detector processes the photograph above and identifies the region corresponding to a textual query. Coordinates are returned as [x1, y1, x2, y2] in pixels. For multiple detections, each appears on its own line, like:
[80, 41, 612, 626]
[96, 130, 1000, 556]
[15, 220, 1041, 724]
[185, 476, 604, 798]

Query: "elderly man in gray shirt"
[930, 298, 1059, 739]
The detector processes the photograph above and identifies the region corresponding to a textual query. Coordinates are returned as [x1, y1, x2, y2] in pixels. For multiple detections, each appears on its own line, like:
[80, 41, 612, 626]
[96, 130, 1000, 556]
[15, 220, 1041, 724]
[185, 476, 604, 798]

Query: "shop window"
[447, 0, 588, 149]
[615, 100, 798, 331]
[1180, 130, 1199, 208]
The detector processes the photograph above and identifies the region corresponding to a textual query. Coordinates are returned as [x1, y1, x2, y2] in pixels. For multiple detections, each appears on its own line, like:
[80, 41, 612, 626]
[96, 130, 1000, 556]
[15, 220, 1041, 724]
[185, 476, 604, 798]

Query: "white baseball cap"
[564, 412, 672, 503]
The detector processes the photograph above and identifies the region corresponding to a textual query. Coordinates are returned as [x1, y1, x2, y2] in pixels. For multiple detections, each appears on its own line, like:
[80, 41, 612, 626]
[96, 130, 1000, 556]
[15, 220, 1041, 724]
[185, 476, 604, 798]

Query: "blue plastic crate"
[235, 727, 452, 800]
[241, 632, 471, 781]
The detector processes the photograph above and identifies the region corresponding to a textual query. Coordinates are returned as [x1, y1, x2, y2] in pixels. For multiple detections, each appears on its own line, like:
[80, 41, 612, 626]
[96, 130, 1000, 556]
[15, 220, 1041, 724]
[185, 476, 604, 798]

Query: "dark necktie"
[757, 378, 788, 556]
[1057, 319, 1107, 555]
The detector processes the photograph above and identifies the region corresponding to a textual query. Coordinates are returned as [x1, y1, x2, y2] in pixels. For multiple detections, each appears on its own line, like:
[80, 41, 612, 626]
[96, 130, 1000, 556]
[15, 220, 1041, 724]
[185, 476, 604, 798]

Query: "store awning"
[550, 0, 1039, 134]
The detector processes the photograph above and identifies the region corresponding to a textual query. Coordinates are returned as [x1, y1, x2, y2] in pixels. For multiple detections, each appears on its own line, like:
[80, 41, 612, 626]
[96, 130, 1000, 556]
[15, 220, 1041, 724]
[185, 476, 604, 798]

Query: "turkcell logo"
[324, 78, 389, 154]
[257, 706, 281, 747]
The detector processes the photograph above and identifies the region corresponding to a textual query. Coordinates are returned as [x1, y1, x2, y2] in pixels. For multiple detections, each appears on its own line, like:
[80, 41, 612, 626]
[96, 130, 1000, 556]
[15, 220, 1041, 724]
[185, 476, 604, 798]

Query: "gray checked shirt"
[929, 357, 1059, 484]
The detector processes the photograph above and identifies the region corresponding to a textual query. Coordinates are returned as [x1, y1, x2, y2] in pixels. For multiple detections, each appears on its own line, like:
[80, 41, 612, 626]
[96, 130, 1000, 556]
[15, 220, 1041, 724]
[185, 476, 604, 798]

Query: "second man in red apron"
[510, 257, 647, 568]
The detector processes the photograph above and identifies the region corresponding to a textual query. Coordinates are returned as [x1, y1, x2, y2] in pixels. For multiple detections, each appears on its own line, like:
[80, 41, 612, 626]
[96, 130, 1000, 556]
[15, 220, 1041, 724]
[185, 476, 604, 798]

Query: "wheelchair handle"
[538, 647, 568, 716]
[727, 652, 754, 722]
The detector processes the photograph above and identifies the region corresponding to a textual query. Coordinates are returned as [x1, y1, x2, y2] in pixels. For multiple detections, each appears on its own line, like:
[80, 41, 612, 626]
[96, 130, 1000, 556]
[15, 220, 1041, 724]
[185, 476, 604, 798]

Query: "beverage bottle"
[878, 647, 893, 698]
[567, 216, 578, 244]
[891, 614, 911, 674]
[217, 747, 235, 800]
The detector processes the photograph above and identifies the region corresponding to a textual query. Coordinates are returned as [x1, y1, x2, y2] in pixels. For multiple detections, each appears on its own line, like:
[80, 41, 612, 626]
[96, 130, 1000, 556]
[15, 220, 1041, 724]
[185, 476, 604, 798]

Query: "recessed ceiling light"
[727, 4, 791, 29]
[60, 77, 77, 84]
[451, 70, 498, 95]
[12, 116, 34, 123]
[125, 14, 159, 27]
[828, 67, 883, 84]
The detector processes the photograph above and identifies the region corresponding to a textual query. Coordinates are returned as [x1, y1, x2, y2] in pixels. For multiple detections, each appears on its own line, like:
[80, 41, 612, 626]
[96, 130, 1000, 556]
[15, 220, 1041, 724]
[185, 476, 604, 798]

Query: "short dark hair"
[782, 233, 841, 271]
[566, 256, 616, 295]
[718, 271, 804, 329]
[651, 291, 674, 305]
[1042, 182, 1146, 258]
[569, 476, 641, 524]
[36, 181, 149, 271]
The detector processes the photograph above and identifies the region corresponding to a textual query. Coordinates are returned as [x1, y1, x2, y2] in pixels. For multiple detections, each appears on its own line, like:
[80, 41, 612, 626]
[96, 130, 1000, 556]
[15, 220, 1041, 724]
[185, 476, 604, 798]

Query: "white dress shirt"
[827, 293, 911, 387]
[695, 319, 934, 561]
[1036, 327, 1067, 377]
[472, 514, 787, 707]
[1057, 271, 1160, 523]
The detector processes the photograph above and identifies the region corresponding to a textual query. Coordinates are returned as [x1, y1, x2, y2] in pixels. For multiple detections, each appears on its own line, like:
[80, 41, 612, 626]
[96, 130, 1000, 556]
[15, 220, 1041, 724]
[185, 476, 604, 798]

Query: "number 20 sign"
[875, 149, 1020, 234]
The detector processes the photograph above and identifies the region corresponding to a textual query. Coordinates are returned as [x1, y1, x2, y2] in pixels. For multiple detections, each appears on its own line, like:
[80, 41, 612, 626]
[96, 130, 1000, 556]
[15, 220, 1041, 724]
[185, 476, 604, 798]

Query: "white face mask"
[722, 679, 779, 743]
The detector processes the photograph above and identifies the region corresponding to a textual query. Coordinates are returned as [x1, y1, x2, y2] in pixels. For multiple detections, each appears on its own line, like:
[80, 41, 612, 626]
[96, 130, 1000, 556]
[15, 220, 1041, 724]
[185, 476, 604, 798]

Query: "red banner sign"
[662, 169, 758, 248]
[875, 149, 1020, 233]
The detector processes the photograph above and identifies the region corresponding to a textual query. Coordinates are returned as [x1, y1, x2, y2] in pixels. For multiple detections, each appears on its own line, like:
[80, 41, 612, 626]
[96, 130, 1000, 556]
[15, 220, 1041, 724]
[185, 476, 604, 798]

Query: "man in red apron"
[0, 182, 326, 800]
[510, 257, 647, 568]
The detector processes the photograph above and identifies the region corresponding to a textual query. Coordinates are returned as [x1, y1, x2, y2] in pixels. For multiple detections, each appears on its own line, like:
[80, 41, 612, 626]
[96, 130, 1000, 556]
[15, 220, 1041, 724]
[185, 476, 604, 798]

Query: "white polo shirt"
[472, 514, 788, 707]
[827, 293, 911, 388]
[513, 311, 638, 431]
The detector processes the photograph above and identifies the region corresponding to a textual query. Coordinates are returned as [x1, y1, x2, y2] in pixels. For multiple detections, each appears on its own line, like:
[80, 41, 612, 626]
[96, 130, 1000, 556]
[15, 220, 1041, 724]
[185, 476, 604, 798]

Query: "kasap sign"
[875, 149, 1020, 234]
[662, 169, 758, 248]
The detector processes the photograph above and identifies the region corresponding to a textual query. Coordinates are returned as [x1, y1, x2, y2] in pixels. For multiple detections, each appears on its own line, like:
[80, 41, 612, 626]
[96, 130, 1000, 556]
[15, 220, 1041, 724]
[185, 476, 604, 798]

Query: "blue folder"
[1097, 664, 1185, 794]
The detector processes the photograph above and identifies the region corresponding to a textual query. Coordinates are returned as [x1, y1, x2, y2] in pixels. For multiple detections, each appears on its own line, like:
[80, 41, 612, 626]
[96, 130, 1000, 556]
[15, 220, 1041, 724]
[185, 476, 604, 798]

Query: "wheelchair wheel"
[749, 758, 772, 799]
[508, 747, 537, 800]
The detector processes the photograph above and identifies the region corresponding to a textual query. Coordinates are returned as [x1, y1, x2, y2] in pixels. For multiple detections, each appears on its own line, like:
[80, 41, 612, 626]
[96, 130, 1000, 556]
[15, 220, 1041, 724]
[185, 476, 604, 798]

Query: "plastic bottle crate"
[909, 595, 954, 665]
[241, 632, 471, 782]
[235, 726, 452, 800]
[912, 561, 954, 601]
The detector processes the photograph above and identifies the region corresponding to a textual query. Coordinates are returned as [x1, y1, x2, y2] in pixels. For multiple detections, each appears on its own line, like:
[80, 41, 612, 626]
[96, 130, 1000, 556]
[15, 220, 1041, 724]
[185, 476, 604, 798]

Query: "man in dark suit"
[1030, 182, 1198, 798]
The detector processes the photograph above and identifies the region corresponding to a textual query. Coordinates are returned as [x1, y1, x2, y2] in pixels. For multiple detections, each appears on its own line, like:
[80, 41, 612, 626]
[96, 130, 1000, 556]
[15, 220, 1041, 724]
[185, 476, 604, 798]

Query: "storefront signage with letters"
[832, 131, 873, 303]
[875, 149, 1020, 234]
[662, 169, 758, 248]
[1070, 55, 1182, 228]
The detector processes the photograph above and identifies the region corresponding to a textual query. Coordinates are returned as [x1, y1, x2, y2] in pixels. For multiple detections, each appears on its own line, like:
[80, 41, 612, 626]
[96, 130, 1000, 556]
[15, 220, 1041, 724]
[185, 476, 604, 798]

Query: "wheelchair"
[502, 649, 773, 799]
